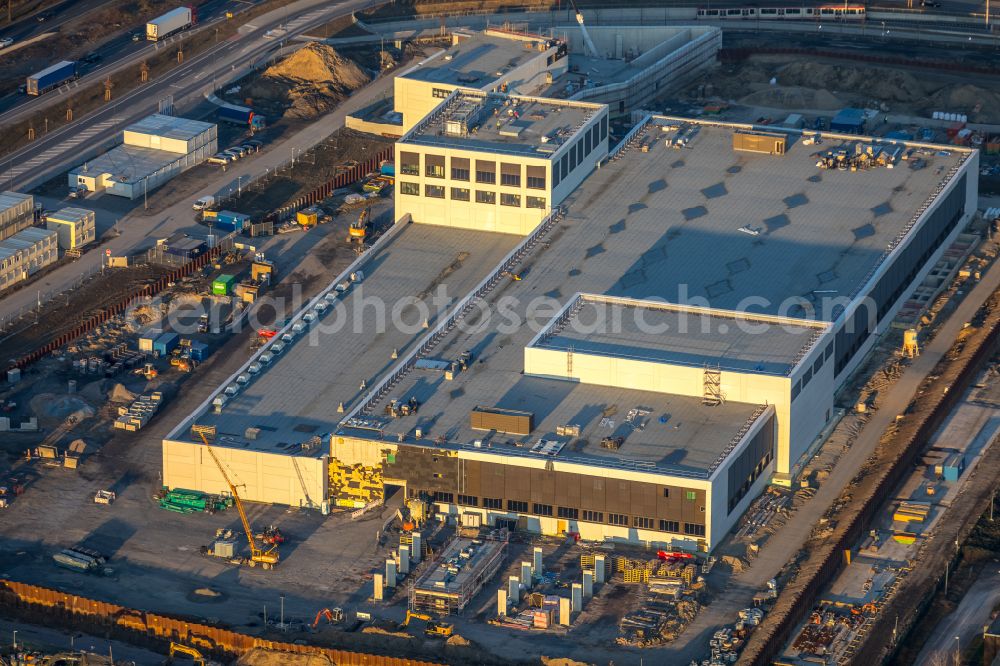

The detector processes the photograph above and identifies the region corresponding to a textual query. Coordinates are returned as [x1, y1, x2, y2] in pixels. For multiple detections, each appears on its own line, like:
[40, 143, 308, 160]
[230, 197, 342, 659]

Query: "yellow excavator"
[401, 610, 454, 637]
[169, 642, 205, 665]
[348, 203, 372, 244]
[198, 432, 279, 570]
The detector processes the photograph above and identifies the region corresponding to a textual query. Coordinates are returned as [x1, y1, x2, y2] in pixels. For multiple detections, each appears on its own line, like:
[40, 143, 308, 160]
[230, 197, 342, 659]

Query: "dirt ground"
[0, 263, 171, 363]
[221, 126, 395, 220]
[680, 54, 1000, 123]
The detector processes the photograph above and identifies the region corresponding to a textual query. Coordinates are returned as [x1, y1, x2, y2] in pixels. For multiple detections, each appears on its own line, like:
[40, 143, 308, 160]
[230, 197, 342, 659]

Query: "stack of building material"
[892, 501, 931, 524]
[113, 392, 162, 431]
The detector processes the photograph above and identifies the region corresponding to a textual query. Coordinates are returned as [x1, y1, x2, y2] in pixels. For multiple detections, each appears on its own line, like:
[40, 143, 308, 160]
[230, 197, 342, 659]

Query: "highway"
[0, 0, 378, 192]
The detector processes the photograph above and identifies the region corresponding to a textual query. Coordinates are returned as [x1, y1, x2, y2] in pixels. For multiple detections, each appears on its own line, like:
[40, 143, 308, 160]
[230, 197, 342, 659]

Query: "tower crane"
[198, 431, 279, 570]
[568, 0, 599, 58]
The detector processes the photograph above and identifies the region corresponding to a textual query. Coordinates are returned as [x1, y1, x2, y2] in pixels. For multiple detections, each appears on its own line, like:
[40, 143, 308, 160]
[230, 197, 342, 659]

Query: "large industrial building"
[69, 114, 217, 199]
[395, 90, 608, 234]
[164, 109, 978, 552]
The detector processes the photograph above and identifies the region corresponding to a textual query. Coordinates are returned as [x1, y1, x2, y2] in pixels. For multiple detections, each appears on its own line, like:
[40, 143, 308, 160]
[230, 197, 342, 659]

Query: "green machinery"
[159, 487, 233, 514]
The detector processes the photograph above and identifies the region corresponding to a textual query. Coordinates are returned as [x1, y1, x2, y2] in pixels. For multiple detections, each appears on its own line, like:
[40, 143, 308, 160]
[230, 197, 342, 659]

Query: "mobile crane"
[568, 0, 599, 58]
[198, 431, 279, 570]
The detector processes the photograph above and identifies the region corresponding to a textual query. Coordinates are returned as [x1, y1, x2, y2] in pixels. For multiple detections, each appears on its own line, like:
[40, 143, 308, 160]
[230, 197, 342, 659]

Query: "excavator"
[198, 431, 280, 570]
[169, 642, 205, 665]
[311, 607, 344, 629]
[401, 610, 454, 638]
[348, 203, 372, 244]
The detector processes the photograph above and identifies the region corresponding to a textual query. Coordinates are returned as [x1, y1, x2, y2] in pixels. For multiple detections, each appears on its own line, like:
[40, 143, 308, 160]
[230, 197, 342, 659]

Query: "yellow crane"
[198, 432, 279, 570]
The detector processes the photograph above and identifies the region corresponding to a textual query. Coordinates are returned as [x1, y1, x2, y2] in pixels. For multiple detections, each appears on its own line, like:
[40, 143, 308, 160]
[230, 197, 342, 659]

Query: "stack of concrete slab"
[113, 392, 163, 431]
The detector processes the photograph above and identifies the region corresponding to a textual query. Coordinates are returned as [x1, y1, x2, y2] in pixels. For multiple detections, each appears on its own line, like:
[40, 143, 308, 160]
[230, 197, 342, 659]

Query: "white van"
[193, 195, 216, 210]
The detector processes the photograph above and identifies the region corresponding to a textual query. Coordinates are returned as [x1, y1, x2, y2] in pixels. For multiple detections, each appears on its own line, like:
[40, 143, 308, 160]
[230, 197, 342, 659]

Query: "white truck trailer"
[146, 7, 193, 42]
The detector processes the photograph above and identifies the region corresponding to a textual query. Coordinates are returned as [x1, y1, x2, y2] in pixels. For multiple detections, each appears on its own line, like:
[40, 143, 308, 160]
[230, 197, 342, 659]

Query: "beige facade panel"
[46, 207, 96, 249]
[162, 439, 327, 507]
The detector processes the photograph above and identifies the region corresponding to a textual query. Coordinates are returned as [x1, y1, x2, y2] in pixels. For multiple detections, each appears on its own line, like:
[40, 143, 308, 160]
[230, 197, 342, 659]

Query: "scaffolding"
[410, 530, 508, 615]
[703, 364, 723, 406]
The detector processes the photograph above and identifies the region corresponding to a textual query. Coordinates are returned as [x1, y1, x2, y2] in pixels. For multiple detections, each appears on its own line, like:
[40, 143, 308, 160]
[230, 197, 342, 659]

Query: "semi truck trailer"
[217, 103, 265, 130]
[26, 60, 78, 96]
[147, 7, 193, 41]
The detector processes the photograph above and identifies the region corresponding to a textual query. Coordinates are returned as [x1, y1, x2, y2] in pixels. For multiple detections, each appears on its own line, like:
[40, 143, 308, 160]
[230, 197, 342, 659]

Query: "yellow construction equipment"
[401, 610, 454, 637]
[169, 642, 205, 665]
[198, 431, 279, 570]
[348, 203, 371, 244]
[137, 363, 157, 380]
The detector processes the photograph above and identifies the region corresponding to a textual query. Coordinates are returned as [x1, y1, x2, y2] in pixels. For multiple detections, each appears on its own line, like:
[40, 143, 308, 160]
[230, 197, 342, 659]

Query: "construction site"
[3, 3, 1000, 665]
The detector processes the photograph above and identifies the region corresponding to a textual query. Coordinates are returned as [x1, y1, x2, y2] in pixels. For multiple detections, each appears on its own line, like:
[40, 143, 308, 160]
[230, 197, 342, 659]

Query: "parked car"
[132, 32, 142, 42]
[241, 143, 257, 154]
[207, 153, 233, 165]
[228, 145, 247, 158]
[222, 148, 242, 160]
[246, 139, 263, 149]
[0, 37, 14, 49]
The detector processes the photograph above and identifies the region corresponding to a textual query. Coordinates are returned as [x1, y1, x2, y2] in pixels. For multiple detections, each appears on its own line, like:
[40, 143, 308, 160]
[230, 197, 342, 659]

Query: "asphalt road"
[0, 0, 380, 194]
[0, 0, 269, 121]
[0, 617, 164, 665]
[915, 568, 1000, 665]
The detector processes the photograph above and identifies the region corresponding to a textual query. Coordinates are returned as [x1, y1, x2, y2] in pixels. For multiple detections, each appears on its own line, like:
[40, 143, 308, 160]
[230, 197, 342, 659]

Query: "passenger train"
[697, 5, 867, 20]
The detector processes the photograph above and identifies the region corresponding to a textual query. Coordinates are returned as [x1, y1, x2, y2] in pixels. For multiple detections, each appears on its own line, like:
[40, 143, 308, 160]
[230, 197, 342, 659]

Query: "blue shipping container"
[153, 332, 179, 356]
[380, 161, 395, 177]
[189, 341, 210, 362]
[27, 60, 78, 95]
[214, 211, 249, 233]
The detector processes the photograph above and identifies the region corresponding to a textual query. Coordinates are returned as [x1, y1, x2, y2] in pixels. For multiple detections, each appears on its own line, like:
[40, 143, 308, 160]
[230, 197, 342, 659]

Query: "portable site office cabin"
[153, 332, 179, 356]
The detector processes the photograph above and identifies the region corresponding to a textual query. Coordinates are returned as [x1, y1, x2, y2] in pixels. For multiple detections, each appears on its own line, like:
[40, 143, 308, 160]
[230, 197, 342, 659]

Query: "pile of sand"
[237, 649, 333, 666]
[776, 61, 926, 103]
[739, 86, 843, 111]
[109, 383, 136, 404]
[245, 43, 370, 119]
[926, 83, 1000, 123]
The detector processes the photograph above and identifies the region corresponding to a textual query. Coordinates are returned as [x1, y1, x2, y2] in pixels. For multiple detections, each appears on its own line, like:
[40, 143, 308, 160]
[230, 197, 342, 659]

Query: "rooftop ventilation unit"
[443, 99, 484, 137]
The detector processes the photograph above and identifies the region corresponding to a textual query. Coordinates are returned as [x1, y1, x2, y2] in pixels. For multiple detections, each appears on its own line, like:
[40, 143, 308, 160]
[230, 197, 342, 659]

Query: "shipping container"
[733, 131, 786, 155]
[212, 274, 236, 296]
[153, 332, 179, 356]
[26, 60, 78, 96]
[147, 7, 193, 41]
[380, 161, 395, 177]
[212, 210, 249, 233]
[470, 406, 533, 435]
[138, 332, 161, 352]
[189, 341, 210, 361]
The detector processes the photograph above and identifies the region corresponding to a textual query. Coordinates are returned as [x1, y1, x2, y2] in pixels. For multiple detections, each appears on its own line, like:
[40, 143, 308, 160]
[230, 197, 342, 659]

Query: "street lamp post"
[13, 630, 17, 649]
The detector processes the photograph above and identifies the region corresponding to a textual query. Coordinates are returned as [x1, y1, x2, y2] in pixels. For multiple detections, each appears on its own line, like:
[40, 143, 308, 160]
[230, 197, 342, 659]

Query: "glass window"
[425, 154, 445, 178]
[483, 497, 502, 509]
[400, 151, 420, 176]
[432, 491, 453, 503]
[577, 140, 584, 164]
[457, 494, 478, 506]
[507, 500, 528, 513]
[685, 490, 697, 501]
[500, 193, 520, 207]
[451, 187, 470, 201]
[561, 154, 568, 179]
[451, 157, 470, 181]
[683, 523, 706, 537]
[475, 159, 496, 184]
[601, 116, 608, 141]
[585, 130, 592, 155]
[400, 182, 419, 196]
[532, 503, 553, 517]
[582, 510, 603, 523]
[526, 196, 546, 209]
[526, 165, 546, 189]
[500, 163, 521, 187]
[659, 519, 679, 532]
[570, 148, 577, 171]
[425, 184, 445, 198]
[557, 507, 578, 519]
[608, 513, 628, 526]
[432, 87, 450, 98]
[633, 516, 653, 530]
[476, 190, 496, 204]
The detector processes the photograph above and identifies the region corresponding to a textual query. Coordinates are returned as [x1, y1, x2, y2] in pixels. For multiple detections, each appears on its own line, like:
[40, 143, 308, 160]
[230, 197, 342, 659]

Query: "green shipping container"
[212, 274, 236, 295]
